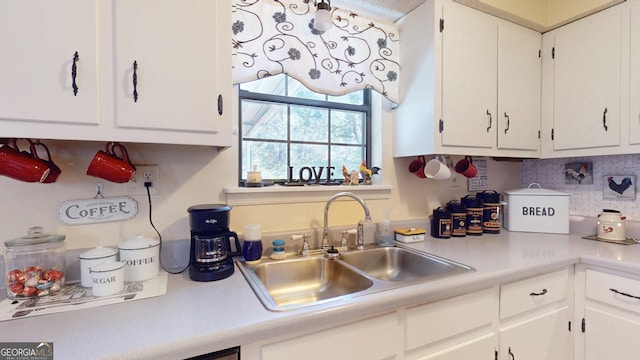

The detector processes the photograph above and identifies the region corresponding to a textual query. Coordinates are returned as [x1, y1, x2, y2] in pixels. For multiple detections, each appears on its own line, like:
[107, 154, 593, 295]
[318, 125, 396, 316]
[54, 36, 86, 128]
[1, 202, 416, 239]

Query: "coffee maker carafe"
[187, 204, 240, 281]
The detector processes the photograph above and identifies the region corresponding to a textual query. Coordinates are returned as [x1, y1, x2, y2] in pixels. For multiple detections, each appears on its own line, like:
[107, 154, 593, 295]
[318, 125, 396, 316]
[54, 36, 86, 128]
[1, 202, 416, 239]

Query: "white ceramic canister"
[78, 246, 118, 287]
[597, 209, 626, 241]
[118, 235, 160, 282]
[90, 261, 125, 297]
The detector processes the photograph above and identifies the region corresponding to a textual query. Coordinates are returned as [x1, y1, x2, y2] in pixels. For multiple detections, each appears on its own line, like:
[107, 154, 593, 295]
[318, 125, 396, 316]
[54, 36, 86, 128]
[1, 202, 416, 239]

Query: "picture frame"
[603, 175, 636, 200]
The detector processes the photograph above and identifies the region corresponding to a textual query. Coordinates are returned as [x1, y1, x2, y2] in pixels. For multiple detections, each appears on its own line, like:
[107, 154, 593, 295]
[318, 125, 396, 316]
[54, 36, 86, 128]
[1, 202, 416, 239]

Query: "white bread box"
[503, 183, 570, 234]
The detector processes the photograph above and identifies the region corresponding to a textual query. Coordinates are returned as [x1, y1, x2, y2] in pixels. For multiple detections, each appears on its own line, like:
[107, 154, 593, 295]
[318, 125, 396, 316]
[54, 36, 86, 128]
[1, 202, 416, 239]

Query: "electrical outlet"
[125, 164, 159, 196]
[448, 174, 460, 187]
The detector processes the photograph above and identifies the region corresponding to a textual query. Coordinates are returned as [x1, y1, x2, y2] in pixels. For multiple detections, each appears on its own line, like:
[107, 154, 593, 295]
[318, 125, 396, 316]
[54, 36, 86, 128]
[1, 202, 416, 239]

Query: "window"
[239, 74, 371, 185]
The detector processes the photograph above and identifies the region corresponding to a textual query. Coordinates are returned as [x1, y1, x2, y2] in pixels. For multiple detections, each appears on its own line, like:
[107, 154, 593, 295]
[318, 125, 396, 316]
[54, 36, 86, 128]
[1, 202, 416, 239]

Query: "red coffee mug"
[31, 141, 62, 183]
[454, 156, 478, 178]
[408, 156, 427, 178]
[0, 140, 50, 183]
[87, 142, 136, 183]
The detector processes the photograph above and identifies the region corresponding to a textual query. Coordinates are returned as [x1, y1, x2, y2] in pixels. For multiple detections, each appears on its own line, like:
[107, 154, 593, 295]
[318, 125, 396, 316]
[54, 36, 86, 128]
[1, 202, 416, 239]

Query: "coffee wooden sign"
[57, 197, 138, 225]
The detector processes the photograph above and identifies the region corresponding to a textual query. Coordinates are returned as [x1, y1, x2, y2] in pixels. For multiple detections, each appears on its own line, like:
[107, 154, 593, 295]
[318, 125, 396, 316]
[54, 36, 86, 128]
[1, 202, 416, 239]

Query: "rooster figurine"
[341, 165, 350, 185]
[359, 160, 373, 185]
[565, 163, 589, 183]
[608, 176, 633, 195]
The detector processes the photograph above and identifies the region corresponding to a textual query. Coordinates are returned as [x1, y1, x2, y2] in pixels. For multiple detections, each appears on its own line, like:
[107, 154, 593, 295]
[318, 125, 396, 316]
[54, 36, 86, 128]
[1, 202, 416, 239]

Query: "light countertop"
[2, 228, 640, 359]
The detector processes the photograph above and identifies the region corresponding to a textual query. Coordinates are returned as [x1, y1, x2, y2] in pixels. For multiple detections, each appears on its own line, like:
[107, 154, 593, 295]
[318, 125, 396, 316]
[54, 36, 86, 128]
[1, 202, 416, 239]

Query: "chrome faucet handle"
[298, 234, 310, 256]
[340, 231, 349, 248]
[292, 234, 309, 256]
[356, 220, 365, 250]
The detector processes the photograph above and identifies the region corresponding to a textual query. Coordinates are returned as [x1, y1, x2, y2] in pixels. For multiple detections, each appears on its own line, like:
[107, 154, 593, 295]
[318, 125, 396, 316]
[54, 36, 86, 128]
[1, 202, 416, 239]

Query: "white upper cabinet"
[0, 1, 100, 126]
[440, 1, 498, 150]
[112, 0, 223, 134]
[0, 0, 233, 147]
[629, 3, 640, 145]
[539, 2, 640, 158]
[393, 0, 541, 158]
[497, 22, 541, 152]
[552, 8, 622, 151]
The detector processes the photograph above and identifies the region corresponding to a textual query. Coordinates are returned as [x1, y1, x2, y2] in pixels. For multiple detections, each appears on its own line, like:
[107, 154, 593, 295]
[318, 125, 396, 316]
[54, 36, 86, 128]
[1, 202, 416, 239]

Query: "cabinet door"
[260, 312, 399, 360]
[416, 334, 496, 360]
[499, 307, 571, 360]
[497, 22, 541, 152]
[552, 9, 622, 150]
[112, 0, 223, 133]
[630, 5, 640, 145]
[440, 1, 497, 149]
[0, 1, 99, 126]
[584, 307, 640, 360]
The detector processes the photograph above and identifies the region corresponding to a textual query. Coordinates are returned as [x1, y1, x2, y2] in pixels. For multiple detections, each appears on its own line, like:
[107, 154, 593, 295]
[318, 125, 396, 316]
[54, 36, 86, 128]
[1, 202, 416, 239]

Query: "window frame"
[238, 77, 372, 185]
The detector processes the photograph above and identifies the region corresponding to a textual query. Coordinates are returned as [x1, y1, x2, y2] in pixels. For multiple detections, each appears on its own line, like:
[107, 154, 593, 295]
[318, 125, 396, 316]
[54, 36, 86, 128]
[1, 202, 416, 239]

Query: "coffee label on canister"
[451, 213, 467, 237]
[438, 219, 451, 238]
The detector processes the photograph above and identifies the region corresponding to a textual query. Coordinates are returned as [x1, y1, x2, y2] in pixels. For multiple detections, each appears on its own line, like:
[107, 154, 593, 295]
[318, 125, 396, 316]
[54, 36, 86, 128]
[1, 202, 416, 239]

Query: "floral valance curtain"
[232, 0, 400, 103]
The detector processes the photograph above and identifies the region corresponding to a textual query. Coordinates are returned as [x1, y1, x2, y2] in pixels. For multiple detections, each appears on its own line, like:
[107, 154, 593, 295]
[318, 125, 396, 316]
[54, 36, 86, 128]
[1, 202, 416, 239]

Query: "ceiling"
[332, 0, 426, 22]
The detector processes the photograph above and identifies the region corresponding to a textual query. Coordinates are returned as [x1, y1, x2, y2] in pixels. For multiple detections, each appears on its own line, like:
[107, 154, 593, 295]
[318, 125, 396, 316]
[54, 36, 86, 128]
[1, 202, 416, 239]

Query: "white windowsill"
[224, 184, 393, 206]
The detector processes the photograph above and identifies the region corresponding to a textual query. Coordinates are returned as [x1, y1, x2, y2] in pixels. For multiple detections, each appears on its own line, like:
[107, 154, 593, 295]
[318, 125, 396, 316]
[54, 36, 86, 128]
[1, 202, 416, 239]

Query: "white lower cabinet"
[243, 312, 401, 360]
[499, 307, 571, 360]
[404, 288, 497, 360]
[576, 266, 640, 360]
[243, 268, 576, 360]
[498, 268, 573, 360]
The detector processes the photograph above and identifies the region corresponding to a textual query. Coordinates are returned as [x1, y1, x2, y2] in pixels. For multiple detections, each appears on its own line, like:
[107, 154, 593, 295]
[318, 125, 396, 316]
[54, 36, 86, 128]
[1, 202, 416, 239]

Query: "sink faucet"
[322, 192, 372, 251]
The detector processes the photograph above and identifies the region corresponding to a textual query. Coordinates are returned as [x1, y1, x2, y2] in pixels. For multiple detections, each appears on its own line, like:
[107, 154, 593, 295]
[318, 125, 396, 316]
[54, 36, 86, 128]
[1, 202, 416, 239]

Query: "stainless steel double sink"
[236, 245, 475, 311]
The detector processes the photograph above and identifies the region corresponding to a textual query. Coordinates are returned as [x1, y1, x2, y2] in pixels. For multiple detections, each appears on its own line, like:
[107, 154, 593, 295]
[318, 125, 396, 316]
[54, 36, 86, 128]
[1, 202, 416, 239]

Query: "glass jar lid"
[4, 226, 65, 251]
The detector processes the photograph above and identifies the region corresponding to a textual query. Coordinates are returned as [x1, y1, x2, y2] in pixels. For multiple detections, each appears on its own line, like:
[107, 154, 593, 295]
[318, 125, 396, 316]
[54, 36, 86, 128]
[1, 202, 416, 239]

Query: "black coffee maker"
[187, 204, 241, 282]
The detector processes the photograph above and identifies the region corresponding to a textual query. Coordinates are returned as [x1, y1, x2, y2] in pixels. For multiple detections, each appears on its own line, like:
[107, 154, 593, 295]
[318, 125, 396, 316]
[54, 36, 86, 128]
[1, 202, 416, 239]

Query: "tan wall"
[0, 93, 521, 250]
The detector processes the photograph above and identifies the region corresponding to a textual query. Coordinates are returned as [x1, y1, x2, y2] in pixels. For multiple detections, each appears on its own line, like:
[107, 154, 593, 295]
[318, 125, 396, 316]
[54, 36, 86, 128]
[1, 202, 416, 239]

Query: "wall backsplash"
[521, 154, 640, 220]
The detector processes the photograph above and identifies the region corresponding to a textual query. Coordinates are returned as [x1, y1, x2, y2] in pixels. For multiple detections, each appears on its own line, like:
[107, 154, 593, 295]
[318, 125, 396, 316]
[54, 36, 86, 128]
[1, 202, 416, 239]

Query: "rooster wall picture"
[564, 162, 593, 184]
[604, 175, 636, 199]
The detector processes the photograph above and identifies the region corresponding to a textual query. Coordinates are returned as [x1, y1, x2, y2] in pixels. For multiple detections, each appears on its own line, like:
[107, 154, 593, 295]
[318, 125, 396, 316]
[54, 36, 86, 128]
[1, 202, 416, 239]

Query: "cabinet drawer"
[500, 268, 570, 319]
[586, 269, 640, 314]
[405, 288, 495, 351]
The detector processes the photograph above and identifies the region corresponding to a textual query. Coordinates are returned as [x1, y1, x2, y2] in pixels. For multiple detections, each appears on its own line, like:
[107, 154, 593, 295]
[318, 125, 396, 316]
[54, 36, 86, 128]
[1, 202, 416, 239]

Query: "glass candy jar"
[4, 226, 66, 299]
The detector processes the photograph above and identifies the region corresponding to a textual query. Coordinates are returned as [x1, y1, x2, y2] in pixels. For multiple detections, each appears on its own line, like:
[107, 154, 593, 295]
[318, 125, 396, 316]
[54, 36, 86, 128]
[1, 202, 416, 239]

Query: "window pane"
[290, 143, 328, 170]
[331, 110, 365, 145]
[287, 76, 325, 101]
[290, 105, 328, 142]
[331, 145, 365, 174]
[242, 100, 287, 140]
[240, 74, 286, 96]
[242, 140, 288, 179]
[328, 91, 364, 105]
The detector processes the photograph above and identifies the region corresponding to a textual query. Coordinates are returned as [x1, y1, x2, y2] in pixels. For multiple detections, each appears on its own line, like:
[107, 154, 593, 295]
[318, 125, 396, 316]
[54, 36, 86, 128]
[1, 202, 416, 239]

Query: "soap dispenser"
[377, 211, 394, 247]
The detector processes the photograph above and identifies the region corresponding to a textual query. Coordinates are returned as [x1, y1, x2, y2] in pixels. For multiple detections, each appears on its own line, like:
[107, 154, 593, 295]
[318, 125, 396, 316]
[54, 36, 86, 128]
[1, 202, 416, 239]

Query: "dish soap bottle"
[377, 211, 394, 247]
